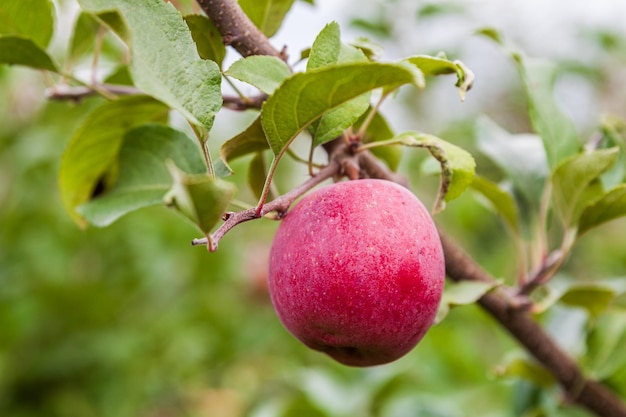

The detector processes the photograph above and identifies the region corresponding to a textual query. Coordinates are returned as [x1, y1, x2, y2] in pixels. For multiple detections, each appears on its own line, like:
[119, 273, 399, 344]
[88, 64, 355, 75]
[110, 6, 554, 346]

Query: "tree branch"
[440, 233, 626, 417]
[195, 0, 283, 58]
[197, 1, 626, 415]
[46, 84, 142, 101]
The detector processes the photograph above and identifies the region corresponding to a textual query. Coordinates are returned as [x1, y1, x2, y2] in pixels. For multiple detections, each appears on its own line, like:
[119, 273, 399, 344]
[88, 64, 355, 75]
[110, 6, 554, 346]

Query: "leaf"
[356, 111, 402, 171]
[92, 10, 129, 41]
[585, 311, 626, 379]
[520, 57, 582, 168]
[578, 185, 626, 235]
[471, 176, 520, 233]
[260, 61, 422, 156]
[436, 280, 498, 323]
[405, 55, 475, 100]
[184, 14, 226, 66]
[248, 152, 274, 200]
[478, 29, 581, 168]
[0, 36, 58, 72]
[164, 163, 236, 237]
[0, 0, 54, 48]
[599, 115, 626, 189]
[306, 21, 342, 71]
[77, 125, 206, 226]
[552, 147, 619, 227]
[59, 96, 169, 226]
[349, 38, 384, 60]
[533, 278, 626, 316]
[67, 12, 101, 65]
[219, 117, 270, 175]
[305, 22, 371, 147]
[494, 356, 555, 388]
[225, 55, 291, 94]
[559, 285, 616, 317]
[310, 94, 370, 147]
[476, 116, 549, 209]
[79, 0, 222, 130]
[238, 0, 295, 37]
[393, 132, 476, 212]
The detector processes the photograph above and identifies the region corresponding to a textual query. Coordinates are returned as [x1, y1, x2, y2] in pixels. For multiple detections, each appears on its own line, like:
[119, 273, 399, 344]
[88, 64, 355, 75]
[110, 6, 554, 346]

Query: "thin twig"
[191, 161, 340, 251]
[46, 84, 142, 101]
[222, 93, 267, 110]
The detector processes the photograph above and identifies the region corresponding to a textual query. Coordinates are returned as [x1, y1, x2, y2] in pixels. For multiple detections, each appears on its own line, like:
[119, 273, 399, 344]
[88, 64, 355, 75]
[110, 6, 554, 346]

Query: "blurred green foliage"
[2, 1, 626, 416]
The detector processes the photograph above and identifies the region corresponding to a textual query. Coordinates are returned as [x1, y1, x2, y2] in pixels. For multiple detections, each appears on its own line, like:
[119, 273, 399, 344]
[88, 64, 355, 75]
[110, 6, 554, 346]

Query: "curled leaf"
[392, 132, 475, 212]
[405, 55, 475, 100]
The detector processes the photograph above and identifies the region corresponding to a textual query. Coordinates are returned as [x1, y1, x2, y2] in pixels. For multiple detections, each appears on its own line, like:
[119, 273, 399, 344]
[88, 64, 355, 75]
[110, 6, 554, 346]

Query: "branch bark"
[440, 233, 626, 417]
[195, 0, 282, 58]
[197, 1, 626, 416]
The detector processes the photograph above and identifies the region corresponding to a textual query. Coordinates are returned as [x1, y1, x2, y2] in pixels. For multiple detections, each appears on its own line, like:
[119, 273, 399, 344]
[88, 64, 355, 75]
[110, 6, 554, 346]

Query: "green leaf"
[356, 111, 402, 171]
[260, 61, 422, 156]
[219, 117, 270, 175]
[225, 55, 291, 95]
[578, 185, 626, 235]
[552, 147, 619, 227]
[92, 10, 129, 41]
[405, 55, 474, 100]
[0, 0, 54, 48]
[393, 132, 476, 212]
[0, 36, 58, 72]
[238, 0, 295, 37]
[559, 285, 616, 317]
[599, 116, 626, 189]
[309, 93, 370, 147]
[349, 38, 384, 60]
[494, 356, 555, 388]
[164, 163, 236, 237]
[436, 280, 498, 323]
[67, 12, 101, 65]
[306, 21, 342, 71]
[184, 14, 226, 66]
[478, 29, 581, 168]
[534, 277, 626, 316]
[471, 176, 520, 233]
[520, 58, 582, 168]
[77, 125, 206, 227]
[248, 152, 274, 201]
[476, 116, 548, 209]
[305, 22, 371, 147]
[59, 96, 169, 226]
[79, 0, 222, 130]
[585, 311, 626, 380]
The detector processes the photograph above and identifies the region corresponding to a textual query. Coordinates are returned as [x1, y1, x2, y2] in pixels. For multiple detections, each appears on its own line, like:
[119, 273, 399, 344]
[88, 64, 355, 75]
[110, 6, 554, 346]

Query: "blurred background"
[1, 0, 626, 416]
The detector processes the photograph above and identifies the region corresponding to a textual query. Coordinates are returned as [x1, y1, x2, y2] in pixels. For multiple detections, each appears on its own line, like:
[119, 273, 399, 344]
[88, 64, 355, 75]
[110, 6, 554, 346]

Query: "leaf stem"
[191, 124, 215, 178]
[355, 91, 391, 140]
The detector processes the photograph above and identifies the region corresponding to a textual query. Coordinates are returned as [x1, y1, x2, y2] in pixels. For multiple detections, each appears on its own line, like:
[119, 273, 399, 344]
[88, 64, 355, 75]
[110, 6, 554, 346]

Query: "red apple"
[268, 179, 445, 366]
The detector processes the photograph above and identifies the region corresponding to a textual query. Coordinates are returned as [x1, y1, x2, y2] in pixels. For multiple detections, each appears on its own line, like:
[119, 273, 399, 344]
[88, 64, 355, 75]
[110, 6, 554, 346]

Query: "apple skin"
[268, 179, 445, 367]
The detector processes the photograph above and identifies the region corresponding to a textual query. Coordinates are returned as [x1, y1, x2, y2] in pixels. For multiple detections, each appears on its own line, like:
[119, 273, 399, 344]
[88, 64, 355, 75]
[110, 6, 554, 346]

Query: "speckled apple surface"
[268, 179, 445, 366]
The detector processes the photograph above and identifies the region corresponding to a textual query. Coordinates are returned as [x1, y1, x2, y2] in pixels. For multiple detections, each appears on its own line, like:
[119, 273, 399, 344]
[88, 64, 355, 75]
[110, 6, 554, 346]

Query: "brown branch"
[46, 84, 142, 101]
[222, 93, 267, 111]
[195, 0, 282, 58]
[440, 233, 626, 417]
[196, 1, 626, 415]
